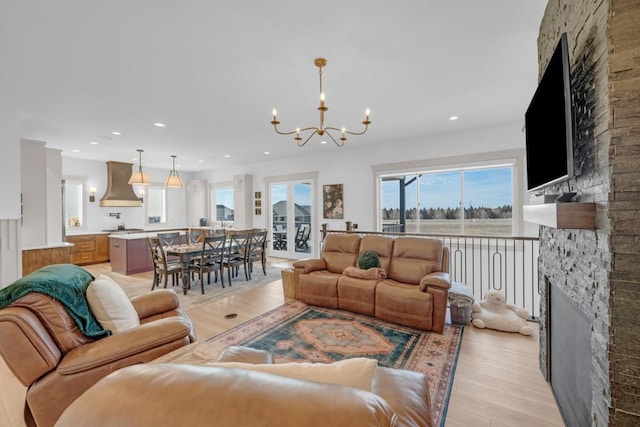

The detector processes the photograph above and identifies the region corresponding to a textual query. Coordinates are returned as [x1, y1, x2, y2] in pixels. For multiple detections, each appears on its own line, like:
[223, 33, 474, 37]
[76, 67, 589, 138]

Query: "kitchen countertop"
[66, 227, 189, 237]
[108, 230, 187, 240]
[65, 230, 109, 236]
[23, 242, 74, 251]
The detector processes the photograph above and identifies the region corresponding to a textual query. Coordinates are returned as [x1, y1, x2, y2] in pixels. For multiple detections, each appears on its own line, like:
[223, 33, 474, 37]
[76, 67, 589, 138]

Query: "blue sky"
[270, 182, 312, 205]
[382, 167, 512, 209]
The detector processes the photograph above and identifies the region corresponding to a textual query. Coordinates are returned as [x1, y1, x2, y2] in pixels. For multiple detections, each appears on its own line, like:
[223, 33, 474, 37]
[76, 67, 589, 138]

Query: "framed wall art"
[323, 184, 344, 219]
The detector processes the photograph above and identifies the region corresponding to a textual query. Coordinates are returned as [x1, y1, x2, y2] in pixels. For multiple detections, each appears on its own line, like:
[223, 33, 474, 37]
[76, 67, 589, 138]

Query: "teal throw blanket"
[0, 264, 110, 339]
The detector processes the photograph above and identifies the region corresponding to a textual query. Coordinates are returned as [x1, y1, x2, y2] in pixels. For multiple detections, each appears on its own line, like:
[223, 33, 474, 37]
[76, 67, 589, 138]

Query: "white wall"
[197, 121, 535, 236]
[0, 111, 21, 284]
[62, 158, 193, 233]
[0, 110, 20, 220]
[61, 121, 535, 237]
[20, 140, 47, 248]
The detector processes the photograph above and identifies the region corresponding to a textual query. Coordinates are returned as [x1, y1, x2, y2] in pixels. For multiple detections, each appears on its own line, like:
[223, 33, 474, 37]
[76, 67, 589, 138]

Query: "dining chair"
[223, 230, 251, 283]
[246, 229, 268, 279]
[188, 234, 225, 294]
[187, 228, 210, 245]
[212, 228, 226, 237]
[158, 232, 182, 247]
[146, 236, 183, 290]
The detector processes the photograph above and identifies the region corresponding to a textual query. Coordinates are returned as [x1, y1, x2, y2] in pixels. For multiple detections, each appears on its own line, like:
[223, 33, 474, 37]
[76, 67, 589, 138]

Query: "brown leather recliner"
[0, 288, 196, 427]
[294, 234, 451, 332]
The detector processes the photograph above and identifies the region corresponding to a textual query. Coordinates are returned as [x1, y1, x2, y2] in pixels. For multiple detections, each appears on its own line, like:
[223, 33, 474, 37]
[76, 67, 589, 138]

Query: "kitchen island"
[109, 230, 186, 275]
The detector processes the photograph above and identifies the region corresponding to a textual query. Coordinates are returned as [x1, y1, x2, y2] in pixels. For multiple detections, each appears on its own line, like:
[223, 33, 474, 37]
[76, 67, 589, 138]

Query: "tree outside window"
[381, 166, 513, 236]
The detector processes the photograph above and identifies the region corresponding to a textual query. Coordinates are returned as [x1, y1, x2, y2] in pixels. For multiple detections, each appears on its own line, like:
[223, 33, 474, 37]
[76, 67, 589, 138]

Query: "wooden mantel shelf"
[523, 202, 596, 229]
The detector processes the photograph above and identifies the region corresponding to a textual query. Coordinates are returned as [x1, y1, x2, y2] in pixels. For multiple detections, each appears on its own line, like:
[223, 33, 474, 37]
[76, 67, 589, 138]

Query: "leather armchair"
[56, 346, 433, 427]
[0, 288, 196, 427]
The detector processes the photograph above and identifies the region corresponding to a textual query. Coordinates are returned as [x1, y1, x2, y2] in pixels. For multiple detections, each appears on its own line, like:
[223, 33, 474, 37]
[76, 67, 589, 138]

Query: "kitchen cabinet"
[22, 243, 73, 276]
[186, 179, 208, 227]
[233, 174, 253, 229]
[22, 140, 63, 248]
[66, 234, 110, 265]
[95, 234, 109, 261]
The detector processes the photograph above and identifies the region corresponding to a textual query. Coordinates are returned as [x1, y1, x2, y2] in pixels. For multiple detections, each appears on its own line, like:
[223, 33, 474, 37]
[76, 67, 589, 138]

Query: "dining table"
[165, 237, 244, 295]
[165, 243, 205, 295]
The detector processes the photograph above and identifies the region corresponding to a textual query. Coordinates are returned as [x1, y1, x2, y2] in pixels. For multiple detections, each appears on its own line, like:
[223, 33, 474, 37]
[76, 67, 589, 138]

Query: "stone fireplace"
[535, 1, 640, 426]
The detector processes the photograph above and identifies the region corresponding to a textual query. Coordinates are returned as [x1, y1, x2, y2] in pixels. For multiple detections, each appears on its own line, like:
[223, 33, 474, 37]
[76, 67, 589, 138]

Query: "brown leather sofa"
[293, 233, 451, 332]
[56, 346, 433, 427]
[0, 288, 196, 427]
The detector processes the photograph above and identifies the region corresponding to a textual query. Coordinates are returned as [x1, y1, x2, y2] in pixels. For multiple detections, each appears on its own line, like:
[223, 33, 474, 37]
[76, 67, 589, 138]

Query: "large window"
[380, 165, 514, 236]
[211, 186, 234, 223]
[64, 176, 87, 230]
[145, 185, 166, 225]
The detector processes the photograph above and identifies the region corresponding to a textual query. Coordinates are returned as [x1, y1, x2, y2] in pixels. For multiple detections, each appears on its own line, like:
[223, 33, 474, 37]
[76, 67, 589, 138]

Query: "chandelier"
[271, 58, 371, 147]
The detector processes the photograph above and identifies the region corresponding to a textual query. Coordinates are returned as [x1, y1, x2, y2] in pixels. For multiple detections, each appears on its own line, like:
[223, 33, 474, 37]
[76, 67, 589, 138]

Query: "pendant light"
[128, 149, 151, 185]
[165, 155, 184, 188]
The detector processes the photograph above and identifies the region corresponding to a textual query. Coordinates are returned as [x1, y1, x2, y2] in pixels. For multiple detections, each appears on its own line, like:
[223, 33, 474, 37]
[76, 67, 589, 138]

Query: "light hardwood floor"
[1, 261, 564, 427]
[125, 258, 564, 427]
[181, 278, 564, 426]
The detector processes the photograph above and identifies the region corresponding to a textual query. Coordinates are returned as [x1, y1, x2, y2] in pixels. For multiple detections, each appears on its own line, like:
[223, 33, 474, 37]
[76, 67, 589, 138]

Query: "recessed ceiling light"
[153, 122, 166, 127]
[88, 141, 98, 145]
[224, 154, 231, 158]
[320, 140, 327, 145]
[71, 149, 80, 153]
[264, 151, 270, 155]
[449, 116, 459, 121]
[198, 160, 205, 163]
[112, 131, 121, 136]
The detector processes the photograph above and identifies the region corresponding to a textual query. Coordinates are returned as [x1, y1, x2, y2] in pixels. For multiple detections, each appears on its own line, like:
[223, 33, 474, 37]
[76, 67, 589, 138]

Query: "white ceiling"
[1, 1, 547, 172]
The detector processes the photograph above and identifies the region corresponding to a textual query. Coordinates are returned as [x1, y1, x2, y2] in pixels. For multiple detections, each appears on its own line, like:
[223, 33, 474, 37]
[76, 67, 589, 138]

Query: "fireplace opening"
[548, 280, 592, 426]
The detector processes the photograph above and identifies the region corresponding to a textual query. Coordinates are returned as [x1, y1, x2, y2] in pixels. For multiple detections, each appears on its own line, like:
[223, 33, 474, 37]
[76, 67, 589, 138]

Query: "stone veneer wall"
[538, 0, 640, 425]
[607, 0, 640, 423]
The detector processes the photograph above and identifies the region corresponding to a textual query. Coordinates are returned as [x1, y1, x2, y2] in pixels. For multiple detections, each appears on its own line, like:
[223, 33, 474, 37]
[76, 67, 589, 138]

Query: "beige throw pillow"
[204, 357, 378, 391]
[86, 274, 140, 333]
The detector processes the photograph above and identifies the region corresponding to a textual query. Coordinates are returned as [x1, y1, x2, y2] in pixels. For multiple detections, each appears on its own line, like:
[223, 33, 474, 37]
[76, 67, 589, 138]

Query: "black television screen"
[525, 33, 574, 192]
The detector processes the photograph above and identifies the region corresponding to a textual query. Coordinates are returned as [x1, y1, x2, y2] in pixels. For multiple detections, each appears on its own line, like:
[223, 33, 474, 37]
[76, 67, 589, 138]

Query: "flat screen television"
[525, 32, 574, 192]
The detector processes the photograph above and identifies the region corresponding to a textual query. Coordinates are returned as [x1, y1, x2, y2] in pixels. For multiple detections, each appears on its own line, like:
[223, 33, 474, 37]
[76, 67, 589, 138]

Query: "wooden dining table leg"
[180, 257, 190, 295]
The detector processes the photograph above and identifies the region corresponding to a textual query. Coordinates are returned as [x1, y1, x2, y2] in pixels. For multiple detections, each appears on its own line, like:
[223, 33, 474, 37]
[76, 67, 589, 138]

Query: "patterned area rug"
[188, 300, 463, 426]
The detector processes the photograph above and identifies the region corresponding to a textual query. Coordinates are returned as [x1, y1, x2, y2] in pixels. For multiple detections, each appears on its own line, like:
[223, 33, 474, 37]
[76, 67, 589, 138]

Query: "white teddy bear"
[471, 290, 534, 336]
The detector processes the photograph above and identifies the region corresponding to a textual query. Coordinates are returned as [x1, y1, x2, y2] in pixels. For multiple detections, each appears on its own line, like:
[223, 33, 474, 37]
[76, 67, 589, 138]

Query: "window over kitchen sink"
[64, 176, 87, 230]
[146, 185, 166, 225]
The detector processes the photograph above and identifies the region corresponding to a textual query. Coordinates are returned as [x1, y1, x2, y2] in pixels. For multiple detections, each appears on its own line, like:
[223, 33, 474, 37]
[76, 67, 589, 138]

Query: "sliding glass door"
[269, 180, 313, 259]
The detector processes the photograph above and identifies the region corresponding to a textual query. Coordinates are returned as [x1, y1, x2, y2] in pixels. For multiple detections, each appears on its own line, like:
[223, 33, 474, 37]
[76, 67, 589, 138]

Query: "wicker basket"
[450, 303, 472, 325]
